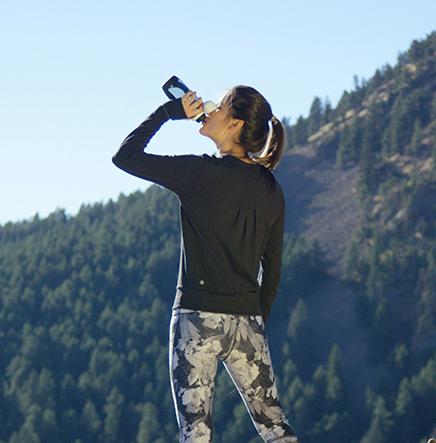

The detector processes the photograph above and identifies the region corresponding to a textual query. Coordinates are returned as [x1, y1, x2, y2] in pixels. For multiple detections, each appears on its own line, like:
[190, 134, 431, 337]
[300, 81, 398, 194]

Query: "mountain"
[0, 30, 435, 443]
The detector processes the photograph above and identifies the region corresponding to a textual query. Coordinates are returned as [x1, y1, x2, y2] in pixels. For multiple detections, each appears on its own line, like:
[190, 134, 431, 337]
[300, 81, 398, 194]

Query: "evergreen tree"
[9, 404, 42, 443]
[60, 409, 80, 442]
[367, 101, 386, 154]
[136, 403, 162, 443]
[287, 298, 308, 340]
[325, 345, 345, 407]
[395, 356, 436, 441]
[431, 92, 436, 121]
[322, 96, 333, 124]
[357, 118, 378, 202]
[80, 400, 101, 442]
[360, 395, 394, 443]
[389, 343, 410, 377]
[308, 97, 323, 136]
[286, 298, 316, 369]
[343, 237, 361, 283]
[293, 116, 308, 145]
[334, 90, 347, 115]
[282, 116, 294, 149]
[409, 38, 425, 61]
[385, 95, 406, 155]
[366, 228, 382, 300]
[371, 68, 384, 89]
[353, 74, 360, 91]
[408, 118, 423, 155]
[41, 408, 58, 442]
[103, 387, 124, 443]
[431, 124, 436, 177]
[337, 116, 361, 168]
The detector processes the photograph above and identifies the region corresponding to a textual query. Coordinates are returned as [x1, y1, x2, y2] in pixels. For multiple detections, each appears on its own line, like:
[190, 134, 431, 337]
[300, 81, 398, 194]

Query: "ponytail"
[252, 115, 285, 171]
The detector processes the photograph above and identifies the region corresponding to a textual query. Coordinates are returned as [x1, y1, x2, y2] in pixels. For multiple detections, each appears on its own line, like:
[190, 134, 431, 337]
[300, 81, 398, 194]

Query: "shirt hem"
[172, 287, 263, 316]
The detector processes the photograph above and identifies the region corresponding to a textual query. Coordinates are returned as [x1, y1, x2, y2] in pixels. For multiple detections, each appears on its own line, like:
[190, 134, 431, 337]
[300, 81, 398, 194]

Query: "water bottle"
[162, 75, 217, 123]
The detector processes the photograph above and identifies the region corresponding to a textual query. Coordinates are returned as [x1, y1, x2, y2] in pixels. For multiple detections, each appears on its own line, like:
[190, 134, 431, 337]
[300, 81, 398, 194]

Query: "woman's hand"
[181, 90, 203, 119]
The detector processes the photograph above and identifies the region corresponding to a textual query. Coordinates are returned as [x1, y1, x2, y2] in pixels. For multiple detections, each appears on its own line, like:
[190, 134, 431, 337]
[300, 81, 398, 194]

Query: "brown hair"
[220, 85, 285, 171]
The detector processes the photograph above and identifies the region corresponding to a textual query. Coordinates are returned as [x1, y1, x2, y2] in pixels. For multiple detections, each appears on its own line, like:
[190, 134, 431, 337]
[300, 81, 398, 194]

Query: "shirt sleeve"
[259, 193, 285, 324]
[112, 97, 204, 196]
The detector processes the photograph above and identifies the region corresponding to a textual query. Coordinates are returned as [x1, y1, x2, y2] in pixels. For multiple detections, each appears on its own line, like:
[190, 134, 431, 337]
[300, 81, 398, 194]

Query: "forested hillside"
[0, 31, 435, 443]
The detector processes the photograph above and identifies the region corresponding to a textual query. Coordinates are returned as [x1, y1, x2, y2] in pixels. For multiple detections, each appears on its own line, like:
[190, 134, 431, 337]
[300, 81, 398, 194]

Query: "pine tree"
[9, 404, 43, 443]
[360, 395, 394, 443]
[366, 228, 382, 300]
[395, 356, 436, 441]
[337, 116, 361, 168]
[371, 68, 384, 89]
[409, 38, 425, 61]
[308, 97, 323, 136]
[286, 298, 317, 369]
[287, 298, 308, 340]
[80, 400, 101, 439]
[343, 237, 361, 283]
[323, 96, 333, 124]
[408, 118, 422, 155]
[391, 96, 404, 154]
[136, 403, 162, 443]
[293, 116, 308, 145]
[358, 120, 378, 202]
[325, 345, 345, 407]
[431, 92, 436, 121]
[103, 387, 124, 443]
[393, 91, 421, 154]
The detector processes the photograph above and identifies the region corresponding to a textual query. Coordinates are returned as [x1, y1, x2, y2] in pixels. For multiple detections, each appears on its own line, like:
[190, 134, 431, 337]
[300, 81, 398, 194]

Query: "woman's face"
[198, 97, 244, 153]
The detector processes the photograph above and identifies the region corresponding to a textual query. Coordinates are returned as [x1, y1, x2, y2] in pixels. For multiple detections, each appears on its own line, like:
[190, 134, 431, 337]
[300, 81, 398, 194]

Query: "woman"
[112, 85, 299, 443]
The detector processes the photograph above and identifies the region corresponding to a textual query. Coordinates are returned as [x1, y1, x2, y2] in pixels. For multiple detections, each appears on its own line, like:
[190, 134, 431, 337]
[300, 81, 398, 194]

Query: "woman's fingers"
[182, 90, 203, 118]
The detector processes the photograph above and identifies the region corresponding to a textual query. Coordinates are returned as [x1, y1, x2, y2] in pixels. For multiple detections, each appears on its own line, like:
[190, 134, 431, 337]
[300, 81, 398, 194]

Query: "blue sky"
[1, 0, 435, 225]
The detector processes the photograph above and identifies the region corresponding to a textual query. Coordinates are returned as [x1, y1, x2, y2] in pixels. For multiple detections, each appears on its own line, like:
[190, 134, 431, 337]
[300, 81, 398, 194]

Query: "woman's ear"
[228, 120, 243, 131]
[233, 119, 244, 130]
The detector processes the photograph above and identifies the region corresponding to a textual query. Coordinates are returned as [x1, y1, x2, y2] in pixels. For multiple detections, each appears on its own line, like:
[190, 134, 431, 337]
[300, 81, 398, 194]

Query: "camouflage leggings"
[169, 308, 299, 443]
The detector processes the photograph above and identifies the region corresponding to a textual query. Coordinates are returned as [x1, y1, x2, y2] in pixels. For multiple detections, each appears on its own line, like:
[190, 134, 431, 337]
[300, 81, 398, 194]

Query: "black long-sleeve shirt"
[112, 98, 285, 323]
